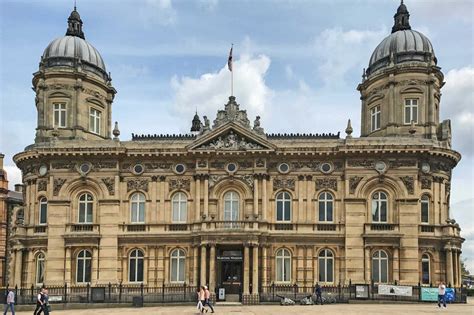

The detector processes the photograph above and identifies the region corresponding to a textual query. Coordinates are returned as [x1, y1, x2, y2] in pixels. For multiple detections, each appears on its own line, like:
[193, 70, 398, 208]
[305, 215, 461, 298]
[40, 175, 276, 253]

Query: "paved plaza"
[10, 301, 474, 315]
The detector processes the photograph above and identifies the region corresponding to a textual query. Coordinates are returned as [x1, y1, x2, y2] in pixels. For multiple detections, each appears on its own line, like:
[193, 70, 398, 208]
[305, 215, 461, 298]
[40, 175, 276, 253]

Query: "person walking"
[42, 289, 49, 315]
[199, 286, 208, 313]
[437, 281, 447, 308]
[33, 287, 45, 315]
[3, 288, 15, 315]
[314, 283, 323, 305]
[204, 286, 215, 313]
[196, 288, 203, 313]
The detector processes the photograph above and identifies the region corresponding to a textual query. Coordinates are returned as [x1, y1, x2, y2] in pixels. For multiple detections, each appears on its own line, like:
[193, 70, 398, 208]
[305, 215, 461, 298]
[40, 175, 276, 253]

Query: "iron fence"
[0, 281, 467, 306]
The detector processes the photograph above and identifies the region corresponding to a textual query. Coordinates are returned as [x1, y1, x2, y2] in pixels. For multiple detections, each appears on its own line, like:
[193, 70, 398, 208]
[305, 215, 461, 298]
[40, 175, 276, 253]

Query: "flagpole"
[231, 43, 234, 96]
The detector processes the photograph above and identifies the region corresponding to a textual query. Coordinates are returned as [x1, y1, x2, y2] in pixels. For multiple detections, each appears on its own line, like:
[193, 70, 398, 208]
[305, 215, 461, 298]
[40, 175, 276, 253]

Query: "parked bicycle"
[276, 294, 296, 306]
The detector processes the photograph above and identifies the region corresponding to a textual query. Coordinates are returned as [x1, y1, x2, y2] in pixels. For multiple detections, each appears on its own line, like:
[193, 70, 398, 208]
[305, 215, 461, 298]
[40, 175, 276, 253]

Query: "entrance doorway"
[216, 247, 242, 301]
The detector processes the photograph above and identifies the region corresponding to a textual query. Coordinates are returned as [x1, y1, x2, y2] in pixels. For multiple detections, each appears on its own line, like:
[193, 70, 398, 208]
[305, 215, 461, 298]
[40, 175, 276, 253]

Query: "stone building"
[0, 154, 23, 286]
[10, 2, 463, 304]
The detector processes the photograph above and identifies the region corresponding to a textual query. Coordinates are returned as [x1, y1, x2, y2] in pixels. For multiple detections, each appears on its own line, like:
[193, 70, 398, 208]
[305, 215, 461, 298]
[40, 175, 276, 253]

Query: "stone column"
[297, 175, 304, 223]
[200, 245, 207, 286]
[306, 176, 312, 223]
[364, 247, 371, 283]
[195, 176, 201, 221]
[65, 247, 71, 284]
[262, 176, 268, 221]
[446, 248, 453, 286]
[453, 250, 459, 287]
[243, 245, 250, 294]
[253, 175, 259, 219]
[261, 246, 268, 288]
[209, 244, 216, 292]
[204, 176, 209, 219]
[252, 246, 259, 294]
[193, 246, 199, 286]
[393, 247, 400, 283]
[92, 247, 99, 283]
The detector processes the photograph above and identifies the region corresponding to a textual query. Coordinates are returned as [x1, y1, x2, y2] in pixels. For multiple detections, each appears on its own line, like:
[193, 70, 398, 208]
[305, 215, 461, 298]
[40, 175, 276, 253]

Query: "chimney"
[14, 184, 24, 193]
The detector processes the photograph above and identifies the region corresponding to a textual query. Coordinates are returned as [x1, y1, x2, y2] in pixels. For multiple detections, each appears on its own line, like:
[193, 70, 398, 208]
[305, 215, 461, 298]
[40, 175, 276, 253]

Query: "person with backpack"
[3, 288, 15, 315]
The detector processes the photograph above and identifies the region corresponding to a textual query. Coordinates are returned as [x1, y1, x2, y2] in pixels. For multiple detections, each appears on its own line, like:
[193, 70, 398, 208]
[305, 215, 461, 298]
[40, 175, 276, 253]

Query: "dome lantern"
[392, 0, 411, 33]
[65, 5, 85, 39]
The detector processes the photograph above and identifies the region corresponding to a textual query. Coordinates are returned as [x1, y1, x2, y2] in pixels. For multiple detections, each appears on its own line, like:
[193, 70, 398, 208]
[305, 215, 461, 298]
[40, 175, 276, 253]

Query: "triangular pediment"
[187, 122, 275, 152]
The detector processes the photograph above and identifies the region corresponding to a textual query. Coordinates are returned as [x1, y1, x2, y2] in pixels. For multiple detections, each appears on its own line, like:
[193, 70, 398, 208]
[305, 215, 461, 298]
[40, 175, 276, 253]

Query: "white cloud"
[170, 53, 273, 122]
[4, 165, 22, 187]
[140, 0, 177, 27]
[441, 66, 474, 156]
[314, 27, 387, 86]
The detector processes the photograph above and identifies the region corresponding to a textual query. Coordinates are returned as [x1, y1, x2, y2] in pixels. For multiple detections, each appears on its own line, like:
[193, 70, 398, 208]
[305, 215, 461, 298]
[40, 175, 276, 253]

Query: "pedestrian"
[314, 283, 323, 305]
[42, 289, 49, 315]
[204, 286, 215, 313]
[196, 288, 203, 313]
[3, 288, 15, 315]
[437, 281, 447, 308]
[33, 287, 45, 315]
[199, 286, 208, 313]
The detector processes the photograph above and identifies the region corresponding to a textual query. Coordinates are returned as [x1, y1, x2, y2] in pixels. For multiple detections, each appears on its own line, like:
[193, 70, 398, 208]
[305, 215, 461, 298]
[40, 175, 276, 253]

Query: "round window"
[38, 165, 48, 177]
[133, 164, 144, 175]
[79, 163, 91, 175]
[226, 163, 237, 173]
[278, 163, 290, 174]
[174, 164, 186, 174]
[320, 163, 332, 174]
[375, 161, 387, 173]
[421, 162, 431, 174]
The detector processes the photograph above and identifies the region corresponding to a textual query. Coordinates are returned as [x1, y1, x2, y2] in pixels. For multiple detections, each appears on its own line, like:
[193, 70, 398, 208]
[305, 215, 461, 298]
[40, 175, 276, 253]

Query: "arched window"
[172, 192, 187, 223]
[224, 191, 239, 222]
[371, 191, 388, 223]
[76, 250, 92, 283]
[36, 253, 45, 285]
[130, 193, 146, 223]
[170, 249, 186, 282]
[129, 249, 144, 282]
[39, 197, 48, 225]
[318, 249, 334, 283]
[276, 191, 291, 222]
[276, 248, 291, 282]
[78, 193, 93, 224]
[372, 250, 389, 283]
[421, 254, 430, 285]
[318, 192, 334, 222]
[421, 195, 429, 224]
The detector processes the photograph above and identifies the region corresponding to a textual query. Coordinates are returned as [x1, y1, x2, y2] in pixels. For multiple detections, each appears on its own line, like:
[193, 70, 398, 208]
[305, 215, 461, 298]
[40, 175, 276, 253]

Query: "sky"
[0, 0, 473, 271]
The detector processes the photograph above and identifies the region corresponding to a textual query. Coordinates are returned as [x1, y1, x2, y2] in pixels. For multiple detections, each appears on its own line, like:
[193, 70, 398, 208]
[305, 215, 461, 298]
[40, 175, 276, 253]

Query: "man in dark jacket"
[33, 287, 45, 315]
[314, 283, 323, 305]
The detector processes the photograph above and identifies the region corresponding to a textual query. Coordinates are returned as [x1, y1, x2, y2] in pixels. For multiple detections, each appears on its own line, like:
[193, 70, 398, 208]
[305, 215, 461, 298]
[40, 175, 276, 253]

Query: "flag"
[227, 45, 233, 71]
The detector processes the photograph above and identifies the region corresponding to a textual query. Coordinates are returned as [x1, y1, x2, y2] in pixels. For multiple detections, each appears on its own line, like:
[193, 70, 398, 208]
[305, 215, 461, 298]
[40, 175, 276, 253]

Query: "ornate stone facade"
[8, 2, 464, 306]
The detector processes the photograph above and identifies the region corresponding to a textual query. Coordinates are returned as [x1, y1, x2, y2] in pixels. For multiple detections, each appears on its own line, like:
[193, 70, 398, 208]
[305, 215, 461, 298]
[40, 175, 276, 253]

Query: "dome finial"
[392, 0, 411, 33]
[66, 1, 85, 39]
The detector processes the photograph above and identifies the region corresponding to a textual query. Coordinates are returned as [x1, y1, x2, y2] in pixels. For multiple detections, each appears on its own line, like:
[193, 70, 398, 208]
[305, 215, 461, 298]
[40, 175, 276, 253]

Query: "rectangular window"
[421, 202, 429, 223]
[370, 105, 381, 132]
[319, 259, 325, 282]
[39, 203, 47, 225]
[53, 103, 67, 128]
[422, 261, 430, 284]
[404, 99, 418, 124]
[89, 108, 101, 134]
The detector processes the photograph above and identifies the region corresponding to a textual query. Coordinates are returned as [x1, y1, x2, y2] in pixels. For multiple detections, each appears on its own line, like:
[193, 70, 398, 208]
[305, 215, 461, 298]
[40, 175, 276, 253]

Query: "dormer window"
[404, 99, 418, 124]
[53, 103, 67, 128]
[89, 108, 101, 134]
[370, 105, 381, 132]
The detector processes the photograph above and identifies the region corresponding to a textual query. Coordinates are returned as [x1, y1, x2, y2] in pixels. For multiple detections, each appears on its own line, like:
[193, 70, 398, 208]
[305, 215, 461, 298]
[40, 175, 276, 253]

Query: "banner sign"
[216, 255, 242, 261]
[378, 284, 412, 296]
[421, 287, 456, 302]
[355, 285, 369, 298]
[421, 288, 438, 301]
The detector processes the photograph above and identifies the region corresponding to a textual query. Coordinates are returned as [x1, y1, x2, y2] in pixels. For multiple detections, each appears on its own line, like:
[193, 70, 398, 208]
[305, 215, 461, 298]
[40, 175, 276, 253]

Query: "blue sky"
[1, 0, 473, 270]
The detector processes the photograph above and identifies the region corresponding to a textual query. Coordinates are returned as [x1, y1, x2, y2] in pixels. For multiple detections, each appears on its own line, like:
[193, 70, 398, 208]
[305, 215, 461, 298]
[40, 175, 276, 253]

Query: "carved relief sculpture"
[53, 178, 66, 196]
[315, 178, 338, 191]
[273, 177, 296, 191]
[349, 176, 364, 194]
[127, 179, 149, 192]
[101, 177, 115, 195]
[169, 178, 191, 192]
[399, 176, 414, 194]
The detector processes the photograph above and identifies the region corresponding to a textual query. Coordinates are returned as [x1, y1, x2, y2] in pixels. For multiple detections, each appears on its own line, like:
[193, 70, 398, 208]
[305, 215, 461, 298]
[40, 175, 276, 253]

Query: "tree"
[461, 256, 470, 277]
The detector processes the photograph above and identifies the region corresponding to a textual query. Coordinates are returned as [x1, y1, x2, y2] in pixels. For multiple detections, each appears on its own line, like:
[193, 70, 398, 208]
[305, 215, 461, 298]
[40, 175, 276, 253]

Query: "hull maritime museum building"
[9, 1, 463, 304]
